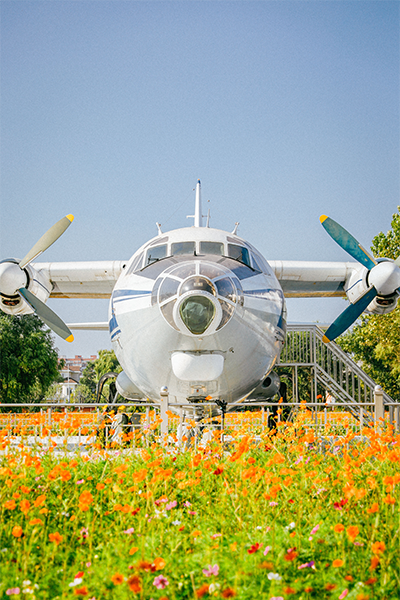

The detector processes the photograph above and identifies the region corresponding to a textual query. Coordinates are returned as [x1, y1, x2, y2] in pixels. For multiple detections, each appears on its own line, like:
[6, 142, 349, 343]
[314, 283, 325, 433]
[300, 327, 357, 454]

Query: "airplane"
[1, 180, 399, 411]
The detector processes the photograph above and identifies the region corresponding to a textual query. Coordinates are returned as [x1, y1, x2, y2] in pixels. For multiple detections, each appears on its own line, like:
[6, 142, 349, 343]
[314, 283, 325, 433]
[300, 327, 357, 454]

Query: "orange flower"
[48, 532, 63, 545]
[371, 541, 385, 555]
[111, 573, 124, 585]
[346, 526, 359, 541]
[334, 524, 345, 533]
[96, 483, 105, 491]
[129, 546, 139, 555]
[332, 559, 344, 567]
[12, 525, 23, 538]
[127, 574, 142, 593]
[221, 589, 236, 598]
[370, 556, 380, 570]
[383, 494, 395, 505]
[29, 518, 43, 526]
[325, 583, 337, 590]
[196, 584, 210, 598]
[73, 587, 89, 596]
[4, 500, 16, 510]
[366, 503, 379, 514]
[34, 494, 46, 508]
[60, 470, 71, 482]
[191, 530, 202, 538]
[19, 499, 30, 515]
[152, 557, 166, 570]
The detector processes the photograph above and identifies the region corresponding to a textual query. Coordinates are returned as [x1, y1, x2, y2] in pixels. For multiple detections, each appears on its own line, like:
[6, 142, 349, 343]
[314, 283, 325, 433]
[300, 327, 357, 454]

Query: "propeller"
[0, 214, 74, 342]
[320, 215, 400, 343]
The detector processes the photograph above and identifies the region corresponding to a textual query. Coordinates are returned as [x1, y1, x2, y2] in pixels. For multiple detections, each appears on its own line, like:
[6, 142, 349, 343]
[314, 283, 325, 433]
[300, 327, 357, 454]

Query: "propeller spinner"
[0, 215, 74, 342]
[320, 215, 400, 343]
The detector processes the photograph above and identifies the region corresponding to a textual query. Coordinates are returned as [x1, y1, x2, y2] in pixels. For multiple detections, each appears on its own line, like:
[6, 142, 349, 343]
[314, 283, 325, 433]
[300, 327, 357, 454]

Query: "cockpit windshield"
[146, 244, 167, 265]
[227, 244, 251, 268]
[171, 241, 195, 255]
[199, 241, 224, 256]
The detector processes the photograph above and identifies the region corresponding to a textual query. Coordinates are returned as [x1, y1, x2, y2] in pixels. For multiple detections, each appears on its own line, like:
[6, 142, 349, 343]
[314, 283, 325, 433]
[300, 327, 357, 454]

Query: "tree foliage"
[338, 207, 400, 399]
[74, 349, 121, 402]
[0, 314, 62, 406]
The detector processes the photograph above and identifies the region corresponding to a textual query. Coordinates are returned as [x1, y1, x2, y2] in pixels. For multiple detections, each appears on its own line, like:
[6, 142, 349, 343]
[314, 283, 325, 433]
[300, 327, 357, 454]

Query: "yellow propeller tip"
[66, 334, 74, 343]
[320, 215, 328, 223]
[322, 335, 330, 344]
[66, 214, 74, 222]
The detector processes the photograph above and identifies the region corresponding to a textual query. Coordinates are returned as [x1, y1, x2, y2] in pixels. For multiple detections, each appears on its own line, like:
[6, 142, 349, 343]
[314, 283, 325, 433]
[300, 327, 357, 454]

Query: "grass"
[0, 413, 399, 600]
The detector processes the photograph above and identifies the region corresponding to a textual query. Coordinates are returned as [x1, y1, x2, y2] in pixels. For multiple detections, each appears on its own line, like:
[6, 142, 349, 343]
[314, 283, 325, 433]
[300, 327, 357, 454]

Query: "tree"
[74, 361, 97, 402]
[0, 314, 62, 407]
[338, 207, 400, 399]
[74, 349, 121, 402]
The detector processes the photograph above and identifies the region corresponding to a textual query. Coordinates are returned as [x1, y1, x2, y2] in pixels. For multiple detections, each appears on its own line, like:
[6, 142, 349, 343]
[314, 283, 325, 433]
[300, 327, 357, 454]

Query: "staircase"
[277, 324, 395, 423]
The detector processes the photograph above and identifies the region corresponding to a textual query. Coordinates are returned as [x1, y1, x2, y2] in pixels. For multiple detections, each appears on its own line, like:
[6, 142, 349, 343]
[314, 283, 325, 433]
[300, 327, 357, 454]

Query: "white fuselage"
[109, 226, 286, 406]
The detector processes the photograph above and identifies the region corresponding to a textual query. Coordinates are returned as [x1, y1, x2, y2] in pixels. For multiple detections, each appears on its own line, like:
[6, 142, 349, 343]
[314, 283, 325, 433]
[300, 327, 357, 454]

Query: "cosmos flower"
[203, 564, 219, 577]
[153, 575, 169, 589]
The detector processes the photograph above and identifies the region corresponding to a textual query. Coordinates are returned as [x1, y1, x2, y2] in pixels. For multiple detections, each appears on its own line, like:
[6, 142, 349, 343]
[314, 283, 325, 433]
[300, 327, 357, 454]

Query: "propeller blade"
[320, 215, 377, 270]
[322, 286, 377, 343]
[18, 287, 74, 342]
[19, 214, 74, 269]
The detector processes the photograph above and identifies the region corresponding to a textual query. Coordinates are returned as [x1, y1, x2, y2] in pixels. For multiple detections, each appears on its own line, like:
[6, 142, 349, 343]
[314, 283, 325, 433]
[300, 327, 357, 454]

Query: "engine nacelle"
[250, 371, 281, 400]
[116, 371, 145, 400]
[0, 259, 52, 316]
[345, 262, 399, 316]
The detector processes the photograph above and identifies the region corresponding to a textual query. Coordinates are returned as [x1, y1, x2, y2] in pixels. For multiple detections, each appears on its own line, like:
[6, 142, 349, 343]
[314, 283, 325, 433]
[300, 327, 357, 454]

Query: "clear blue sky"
[1, 1, 399, 358]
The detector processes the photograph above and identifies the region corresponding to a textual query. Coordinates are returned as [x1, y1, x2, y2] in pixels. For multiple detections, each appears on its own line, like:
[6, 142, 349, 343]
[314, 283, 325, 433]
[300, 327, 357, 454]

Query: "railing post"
[160, 386, 169, 442]
[374, 385, 384, 429]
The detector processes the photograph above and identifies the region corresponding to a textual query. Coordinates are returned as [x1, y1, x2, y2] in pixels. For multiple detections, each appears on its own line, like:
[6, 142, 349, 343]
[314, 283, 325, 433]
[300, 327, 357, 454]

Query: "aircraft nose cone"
[179, 295, 216, 334]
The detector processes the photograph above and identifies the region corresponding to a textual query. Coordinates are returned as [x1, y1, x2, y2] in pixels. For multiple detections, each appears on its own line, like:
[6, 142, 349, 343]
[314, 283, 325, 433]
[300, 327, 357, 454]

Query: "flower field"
[0, 415, 399, 599]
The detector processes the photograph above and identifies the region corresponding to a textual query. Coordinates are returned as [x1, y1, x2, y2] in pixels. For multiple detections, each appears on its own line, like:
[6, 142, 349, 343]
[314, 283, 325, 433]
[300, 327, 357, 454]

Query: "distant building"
[58, 354, 97, 401]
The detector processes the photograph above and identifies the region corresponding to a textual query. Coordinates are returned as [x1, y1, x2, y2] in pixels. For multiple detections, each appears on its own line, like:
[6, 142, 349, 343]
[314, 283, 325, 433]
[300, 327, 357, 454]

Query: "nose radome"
[179, 295, 216, 334]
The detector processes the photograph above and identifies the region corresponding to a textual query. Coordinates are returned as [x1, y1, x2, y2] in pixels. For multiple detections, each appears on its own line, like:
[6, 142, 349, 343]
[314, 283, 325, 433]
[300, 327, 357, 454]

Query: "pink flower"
[166, 500, 177, 510]
[153, 575, 169, 589]
[310, 524, 320, 536]
[76, 479, 84, 485]
[263, 545, 272, 556]
[80, 527, 89, 539]
[123, 528, 135, 535]
[211, 533, 222, 539]
[202, 564, 219, 577]
[6, 589, 20, 596]
[298, 560, 315, 570]
[339, 590, 349, 599]
[269, 502, 278, 507]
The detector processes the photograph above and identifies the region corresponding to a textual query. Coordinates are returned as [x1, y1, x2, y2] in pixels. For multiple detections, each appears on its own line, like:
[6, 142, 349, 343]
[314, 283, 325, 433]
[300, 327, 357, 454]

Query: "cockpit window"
[171, 241, 195, 255]
[127, 251, 144, 274]
[227, 244, 251, 267]
[146, 244, 167, 265]
[199, 241, 224, 255]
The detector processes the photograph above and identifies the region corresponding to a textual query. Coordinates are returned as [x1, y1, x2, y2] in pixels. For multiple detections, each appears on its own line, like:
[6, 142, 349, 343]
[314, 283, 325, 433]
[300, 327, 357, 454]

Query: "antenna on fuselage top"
[187, 179, 204, 227]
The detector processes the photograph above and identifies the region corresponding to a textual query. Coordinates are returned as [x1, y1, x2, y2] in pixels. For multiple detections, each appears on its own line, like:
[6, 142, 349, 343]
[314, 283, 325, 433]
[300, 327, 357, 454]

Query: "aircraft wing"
[33, 261, 127, 298]
[34, 259, 358, 299]
[268, 260, 358, 297]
